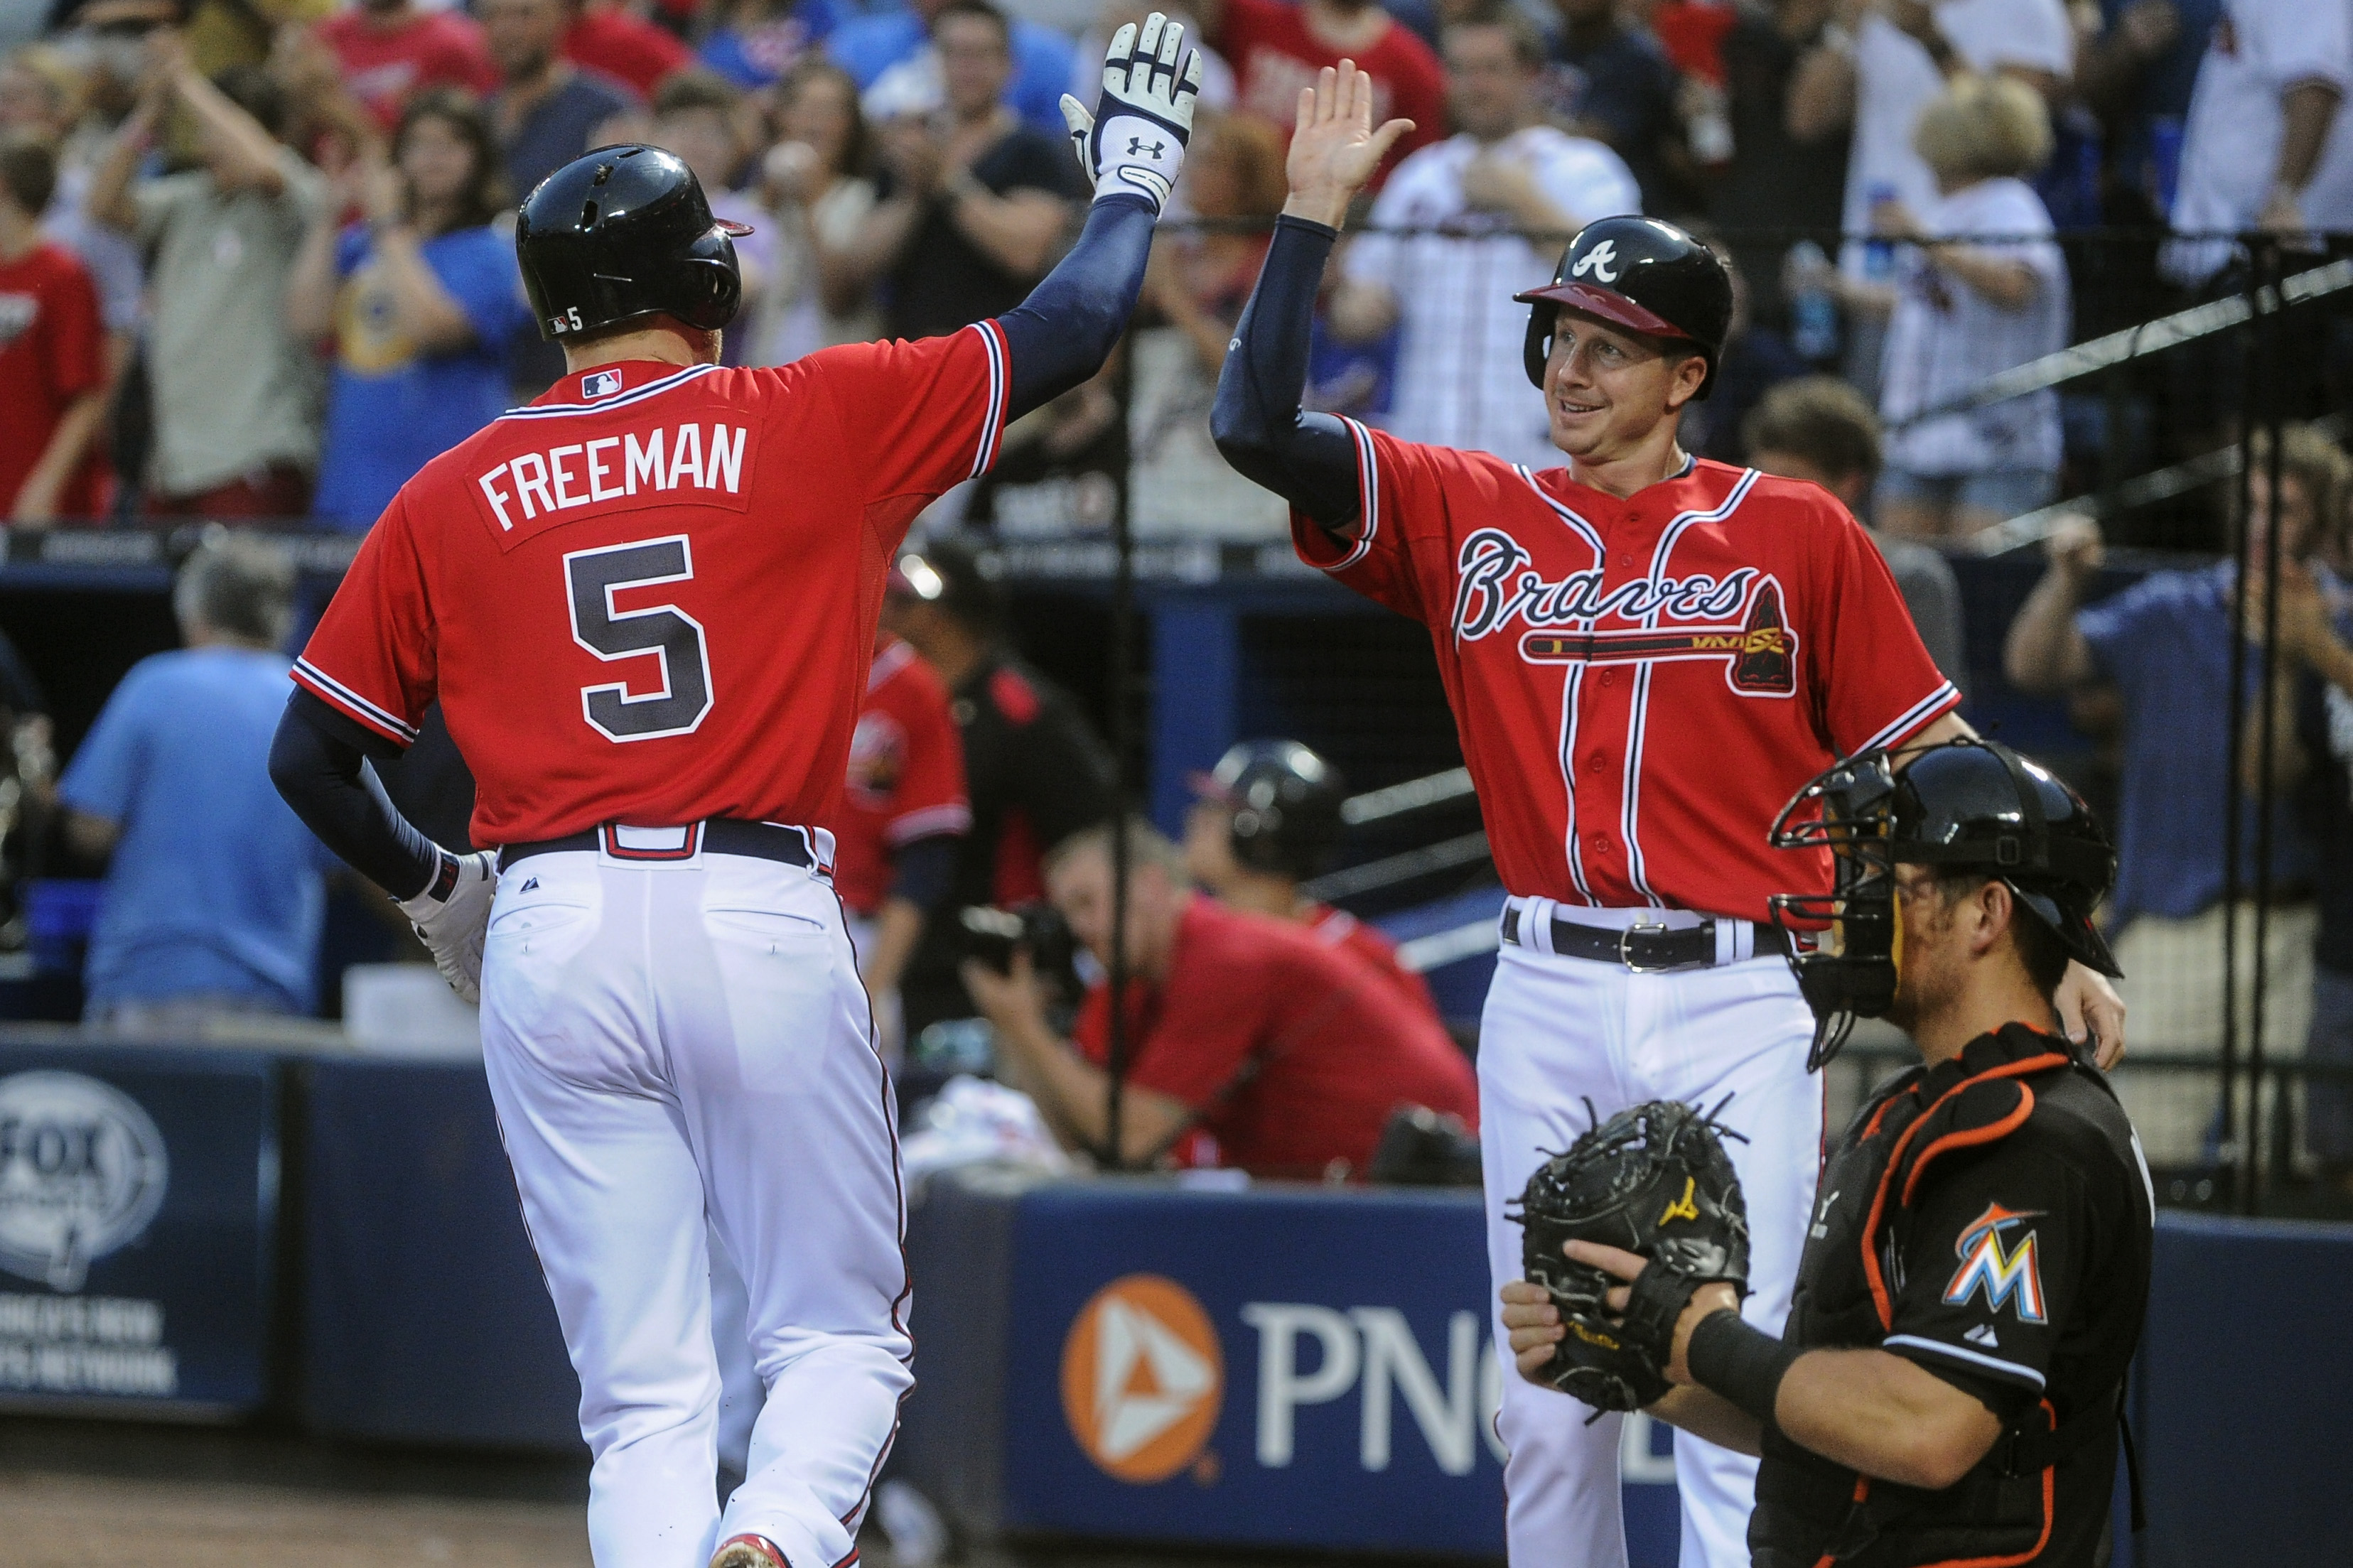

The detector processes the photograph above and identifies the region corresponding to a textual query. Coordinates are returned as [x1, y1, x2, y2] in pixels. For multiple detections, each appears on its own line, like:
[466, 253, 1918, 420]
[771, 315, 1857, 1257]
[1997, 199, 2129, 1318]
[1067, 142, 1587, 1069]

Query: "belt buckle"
[1618, 918, 1679, 973]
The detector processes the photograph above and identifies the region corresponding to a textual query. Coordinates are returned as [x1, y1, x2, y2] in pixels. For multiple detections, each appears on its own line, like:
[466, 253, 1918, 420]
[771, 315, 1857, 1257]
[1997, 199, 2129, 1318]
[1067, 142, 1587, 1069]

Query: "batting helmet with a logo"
[517, 146, 753, 342]
[1514, 216, 1734, 397]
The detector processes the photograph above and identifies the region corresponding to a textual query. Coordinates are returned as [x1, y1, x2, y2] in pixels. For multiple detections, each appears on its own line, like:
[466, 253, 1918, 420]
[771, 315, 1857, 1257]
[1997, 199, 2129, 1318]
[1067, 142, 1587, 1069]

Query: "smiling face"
[1540, 308, 1708, 463]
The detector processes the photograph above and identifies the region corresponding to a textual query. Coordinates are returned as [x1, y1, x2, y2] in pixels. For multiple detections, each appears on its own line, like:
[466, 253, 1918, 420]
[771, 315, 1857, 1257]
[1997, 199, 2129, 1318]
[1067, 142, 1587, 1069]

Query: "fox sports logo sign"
[0, 1072, 168, 1292]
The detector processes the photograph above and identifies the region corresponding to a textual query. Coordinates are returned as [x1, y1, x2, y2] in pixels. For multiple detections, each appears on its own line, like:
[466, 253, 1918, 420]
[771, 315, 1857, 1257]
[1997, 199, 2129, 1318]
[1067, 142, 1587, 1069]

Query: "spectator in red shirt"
[964, 818, 1477, 1179]
[1182, 738, 1443, 1024]
[0, 136, 110, 522]
[315, 0, 498, 132]
[829, 632, 971, 1059]
[565, 0, 694, 99]
[1203, 0, 1445, 187]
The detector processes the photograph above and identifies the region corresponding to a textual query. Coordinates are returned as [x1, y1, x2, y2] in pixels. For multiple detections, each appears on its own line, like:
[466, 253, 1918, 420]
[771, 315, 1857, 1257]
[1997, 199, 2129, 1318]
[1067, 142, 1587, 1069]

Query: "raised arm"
[2003, 514, 2102, 693]
[1210, 62, 1414, 532]
[992, 13, 1203, 418]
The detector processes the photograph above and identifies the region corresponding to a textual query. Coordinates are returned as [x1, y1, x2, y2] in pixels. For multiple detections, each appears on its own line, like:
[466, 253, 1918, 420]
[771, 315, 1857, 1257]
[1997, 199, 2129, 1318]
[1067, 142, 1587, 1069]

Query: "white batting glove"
[395, 848, 497, 1005]
[1060, 11, 1203, 214]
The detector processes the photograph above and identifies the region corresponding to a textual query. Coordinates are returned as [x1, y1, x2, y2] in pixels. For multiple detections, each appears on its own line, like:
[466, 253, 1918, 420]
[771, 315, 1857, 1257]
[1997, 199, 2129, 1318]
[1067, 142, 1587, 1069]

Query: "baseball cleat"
[709, 1535, 789, 1568]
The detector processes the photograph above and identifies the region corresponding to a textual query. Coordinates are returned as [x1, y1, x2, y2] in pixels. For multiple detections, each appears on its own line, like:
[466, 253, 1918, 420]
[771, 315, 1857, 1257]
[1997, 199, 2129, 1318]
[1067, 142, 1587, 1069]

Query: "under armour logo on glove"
[1060, 11, 1202, 215]
[1572, 239, 1621, 283]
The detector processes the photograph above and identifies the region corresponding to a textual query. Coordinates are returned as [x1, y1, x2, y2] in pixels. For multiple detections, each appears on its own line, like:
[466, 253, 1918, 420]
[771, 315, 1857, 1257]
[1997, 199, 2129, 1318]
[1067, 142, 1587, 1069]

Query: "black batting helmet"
[1767, 739, 2119, 1070]
[516, 146, 752, 342]
[1514, 216, 1734, 397]
[1190, 740, 1347, 881]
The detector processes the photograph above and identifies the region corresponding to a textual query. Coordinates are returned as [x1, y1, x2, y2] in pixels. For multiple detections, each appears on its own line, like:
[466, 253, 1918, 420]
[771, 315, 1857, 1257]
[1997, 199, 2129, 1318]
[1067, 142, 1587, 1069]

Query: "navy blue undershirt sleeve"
[996, 193, 1158, 421]
[888, 831, 961, 913]
[269, 691, 443, 899]
[1210, 215, 1363, 531]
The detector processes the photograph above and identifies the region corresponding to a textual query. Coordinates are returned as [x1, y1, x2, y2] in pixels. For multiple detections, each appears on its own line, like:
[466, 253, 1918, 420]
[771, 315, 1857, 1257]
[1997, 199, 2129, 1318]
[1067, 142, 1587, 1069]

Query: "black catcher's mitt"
[1507, 1099, 1750, 1414]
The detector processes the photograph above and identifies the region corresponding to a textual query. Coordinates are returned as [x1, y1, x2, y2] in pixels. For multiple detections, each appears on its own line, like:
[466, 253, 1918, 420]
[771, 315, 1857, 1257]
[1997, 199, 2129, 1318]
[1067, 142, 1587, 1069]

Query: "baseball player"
[1504, 740, 2153, 1568]
[831, 627, 971, 1058]
[1210, 64, 2125, 1566]
[1182, 737, 1441, 1021]
[266, 21, 1202, 1568]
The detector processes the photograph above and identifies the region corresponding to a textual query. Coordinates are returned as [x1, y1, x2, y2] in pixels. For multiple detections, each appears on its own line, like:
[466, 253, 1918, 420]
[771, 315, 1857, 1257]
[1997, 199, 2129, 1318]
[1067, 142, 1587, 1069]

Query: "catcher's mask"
[1767, 738, 2121, 1071]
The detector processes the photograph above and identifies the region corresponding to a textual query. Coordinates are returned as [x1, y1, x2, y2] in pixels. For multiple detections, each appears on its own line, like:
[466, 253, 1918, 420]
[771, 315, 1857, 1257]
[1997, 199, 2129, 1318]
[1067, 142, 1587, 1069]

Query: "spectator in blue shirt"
[289, 90, 532, 530]
[828, 0, 1077, 139]
[60, 536, 336, 1030]
[699, 0, 844, 90]
[2005, 428, 2351, 1163]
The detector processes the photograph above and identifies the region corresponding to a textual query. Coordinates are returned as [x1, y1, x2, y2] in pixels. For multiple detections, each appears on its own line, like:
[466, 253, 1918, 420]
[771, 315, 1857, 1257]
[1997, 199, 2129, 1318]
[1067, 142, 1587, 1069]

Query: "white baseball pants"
[479, 835, 912, 1568]
[1480, 899, 1822, 1568]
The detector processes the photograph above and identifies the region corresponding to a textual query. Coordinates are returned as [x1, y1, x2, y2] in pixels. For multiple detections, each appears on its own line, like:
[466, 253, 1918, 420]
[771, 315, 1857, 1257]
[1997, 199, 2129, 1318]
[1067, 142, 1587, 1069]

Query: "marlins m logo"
[1571, 239, 1620, 283]
[1942, 1202, 2047, 1323]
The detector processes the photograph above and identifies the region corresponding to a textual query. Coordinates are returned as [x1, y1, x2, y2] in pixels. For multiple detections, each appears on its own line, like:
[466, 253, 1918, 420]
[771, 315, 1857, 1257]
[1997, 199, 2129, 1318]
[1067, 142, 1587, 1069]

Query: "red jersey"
[1304, 902, 1441, 1022]
[0, 242, 107, 519]
[1074, 895, 1477, 1179]
[829, 635, 971, 916]
[294, 327, 1011, 848]
[316, 11, 498, 131]
[1296, 432, 1958, 921]
[565, 7, 693, 97]
[1216, 0, 1443, 188]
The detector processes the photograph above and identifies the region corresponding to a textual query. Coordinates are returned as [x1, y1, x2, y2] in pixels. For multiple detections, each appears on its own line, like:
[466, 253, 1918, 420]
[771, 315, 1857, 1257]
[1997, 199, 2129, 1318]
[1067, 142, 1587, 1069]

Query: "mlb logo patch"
[582, 369, 623, 400]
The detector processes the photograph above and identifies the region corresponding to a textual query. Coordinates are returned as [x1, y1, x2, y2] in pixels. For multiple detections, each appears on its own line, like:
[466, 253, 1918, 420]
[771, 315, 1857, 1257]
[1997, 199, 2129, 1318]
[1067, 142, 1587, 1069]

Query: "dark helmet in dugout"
[1765, 738, 2121, 1071]
[516, 146, 753, 342]
[1514, 216, 1734, 398]
[1190, 740, 1347, 881]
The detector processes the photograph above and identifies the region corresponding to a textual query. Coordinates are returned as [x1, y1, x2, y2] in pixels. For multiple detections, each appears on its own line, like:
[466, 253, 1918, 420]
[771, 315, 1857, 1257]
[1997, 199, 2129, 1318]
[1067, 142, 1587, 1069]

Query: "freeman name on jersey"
[477, 422, 751, 530]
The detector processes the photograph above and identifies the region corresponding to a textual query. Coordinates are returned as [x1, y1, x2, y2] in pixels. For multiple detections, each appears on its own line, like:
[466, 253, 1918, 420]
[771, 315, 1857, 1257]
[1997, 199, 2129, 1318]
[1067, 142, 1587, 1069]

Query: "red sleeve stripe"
[967, 319, 1010, 480]
[1859, 681, 1962, 755]
[886, 802, 974, 844]
[291, 658, 420, 746]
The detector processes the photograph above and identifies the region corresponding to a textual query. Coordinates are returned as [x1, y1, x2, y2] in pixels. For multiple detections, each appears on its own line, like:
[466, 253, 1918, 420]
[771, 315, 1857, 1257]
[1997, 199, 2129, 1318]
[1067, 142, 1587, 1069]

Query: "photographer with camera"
[960, 816, 1476, 1179]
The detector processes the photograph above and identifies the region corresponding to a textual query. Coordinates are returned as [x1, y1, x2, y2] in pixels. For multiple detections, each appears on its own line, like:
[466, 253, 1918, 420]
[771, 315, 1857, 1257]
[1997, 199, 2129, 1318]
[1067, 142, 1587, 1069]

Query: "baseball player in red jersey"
[830, 631, 970, 1055]
[268, 21, 1202, 1568]
[1183, 737, 1442, 1022]
[1211, 65, 2125, 1568]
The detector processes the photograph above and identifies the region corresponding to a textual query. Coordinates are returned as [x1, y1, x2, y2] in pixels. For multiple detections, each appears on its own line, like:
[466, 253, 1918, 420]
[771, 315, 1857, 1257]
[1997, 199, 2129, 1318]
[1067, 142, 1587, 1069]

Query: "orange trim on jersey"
[1809, 1478, 1872, 1568]
[1919, 1401, 2058, 1568]
[1902, 1090, 2037, 1208]
[1860, 1053, 2072, 1331]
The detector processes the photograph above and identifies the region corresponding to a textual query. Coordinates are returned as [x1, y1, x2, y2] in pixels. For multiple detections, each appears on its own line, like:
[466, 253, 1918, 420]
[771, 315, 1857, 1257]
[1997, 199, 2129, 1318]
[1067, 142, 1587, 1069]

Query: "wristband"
[1685, 1309, 1804, 1426]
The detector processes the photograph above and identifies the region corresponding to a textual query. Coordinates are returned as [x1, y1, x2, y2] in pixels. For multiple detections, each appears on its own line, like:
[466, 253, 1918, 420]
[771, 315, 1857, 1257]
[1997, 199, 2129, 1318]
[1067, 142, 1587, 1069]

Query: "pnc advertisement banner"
[0, 1042, 278, 1414]
[998, 1182, 1684, 1562]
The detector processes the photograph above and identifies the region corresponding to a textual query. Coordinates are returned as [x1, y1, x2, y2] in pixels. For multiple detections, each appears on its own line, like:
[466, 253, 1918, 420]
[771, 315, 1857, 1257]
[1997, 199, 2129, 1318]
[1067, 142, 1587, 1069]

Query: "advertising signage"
[0, 1042, 277, 1415]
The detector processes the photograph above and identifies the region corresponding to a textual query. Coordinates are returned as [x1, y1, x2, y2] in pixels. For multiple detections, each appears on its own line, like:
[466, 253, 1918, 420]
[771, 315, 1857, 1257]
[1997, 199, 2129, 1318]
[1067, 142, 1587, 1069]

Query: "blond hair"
[1045, 816, 1192, 890]
[1913, 74, 2052, 184]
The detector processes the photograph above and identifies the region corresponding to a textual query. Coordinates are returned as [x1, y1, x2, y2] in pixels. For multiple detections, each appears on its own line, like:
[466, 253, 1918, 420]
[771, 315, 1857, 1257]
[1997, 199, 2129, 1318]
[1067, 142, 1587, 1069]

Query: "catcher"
[1505, 739, 2154, 1567]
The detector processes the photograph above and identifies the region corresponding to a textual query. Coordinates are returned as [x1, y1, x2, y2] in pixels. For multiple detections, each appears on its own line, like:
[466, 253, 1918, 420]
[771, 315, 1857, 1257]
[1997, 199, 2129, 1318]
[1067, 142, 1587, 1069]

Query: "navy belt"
[497, 820, 819, 874]
[1502, 907, 1790, 971]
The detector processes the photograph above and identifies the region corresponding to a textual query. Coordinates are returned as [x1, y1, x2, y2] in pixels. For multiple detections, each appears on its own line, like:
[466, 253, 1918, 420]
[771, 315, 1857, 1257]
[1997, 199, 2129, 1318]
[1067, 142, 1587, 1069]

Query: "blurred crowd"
[0, 0, 2349, 538]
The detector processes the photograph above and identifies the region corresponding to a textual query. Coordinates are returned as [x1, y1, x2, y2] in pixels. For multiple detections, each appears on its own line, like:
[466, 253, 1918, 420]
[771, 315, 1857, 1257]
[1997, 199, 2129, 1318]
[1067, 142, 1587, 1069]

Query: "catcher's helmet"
[1190, 740, 1347, 880]
[1767, 738, 2120, 1069]
[517, 146, 752, 342]
[1514, 216, 1734, 397]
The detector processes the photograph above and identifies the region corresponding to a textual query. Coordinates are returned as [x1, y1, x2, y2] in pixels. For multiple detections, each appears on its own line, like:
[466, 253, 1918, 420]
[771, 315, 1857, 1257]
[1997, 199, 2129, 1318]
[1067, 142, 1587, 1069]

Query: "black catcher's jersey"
[1754, 1022, 2155, 1568]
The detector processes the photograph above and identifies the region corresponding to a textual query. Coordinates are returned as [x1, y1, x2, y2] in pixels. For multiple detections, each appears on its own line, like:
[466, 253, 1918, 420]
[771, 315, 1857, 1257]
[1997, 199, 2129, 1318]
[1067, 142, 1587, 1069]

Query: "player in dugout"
[1504, 739, 2153, 1568]
[1182, 737, 1441, 1022]
[960, 816, 1477, 1178]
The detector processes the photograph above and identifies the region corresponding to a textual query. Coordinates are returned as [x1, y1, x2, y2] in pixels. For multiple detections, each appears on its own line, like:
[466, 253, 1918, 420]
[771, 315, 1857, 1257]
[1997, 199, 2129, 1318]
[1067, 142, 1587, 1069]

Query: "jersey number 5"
[564, 536, 714, 742]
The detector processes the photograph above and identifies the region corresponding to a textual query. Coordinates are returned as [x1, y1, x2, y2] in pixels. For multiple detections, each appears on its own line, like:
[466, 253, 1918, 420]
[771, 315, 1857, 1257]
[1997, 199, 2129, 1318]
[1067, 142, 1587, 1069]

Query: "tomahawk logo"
[1571, 239, 1620, 283]
[1062, 1275, 1225, 1482]
[1942, 1203, 2047, 1323]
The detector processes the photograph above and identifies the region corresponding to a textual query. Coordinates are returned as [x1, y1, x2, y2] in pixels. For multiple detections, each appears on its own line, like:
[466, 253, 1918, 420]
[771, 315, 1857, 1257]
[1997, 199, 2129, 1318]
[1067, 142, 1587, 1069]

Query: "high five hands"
[1281, 60, 1416, 229]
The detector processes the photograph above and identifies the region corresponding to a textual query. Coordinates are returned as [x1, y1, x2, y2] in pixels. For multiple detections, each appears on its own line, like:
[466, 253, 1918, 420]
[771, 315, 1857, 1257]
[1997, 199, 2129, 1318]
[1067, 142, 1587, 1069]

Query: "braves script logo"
[1571, 239, 1620, 283]
[1062, 1274, 1224, 1483]
[1450, 529, 1797, 694]
[1942, 1202, 2047, 1323]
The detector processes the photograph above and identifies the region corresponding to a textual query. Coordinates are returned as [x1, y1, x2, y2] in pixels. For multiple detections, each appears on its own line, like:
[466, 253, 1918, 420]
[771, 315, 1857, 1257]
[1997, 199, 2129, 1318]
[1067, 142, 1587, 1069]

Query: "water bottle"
[1863, 181, 1900, 281]
[1786, 240, 1840, 363]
